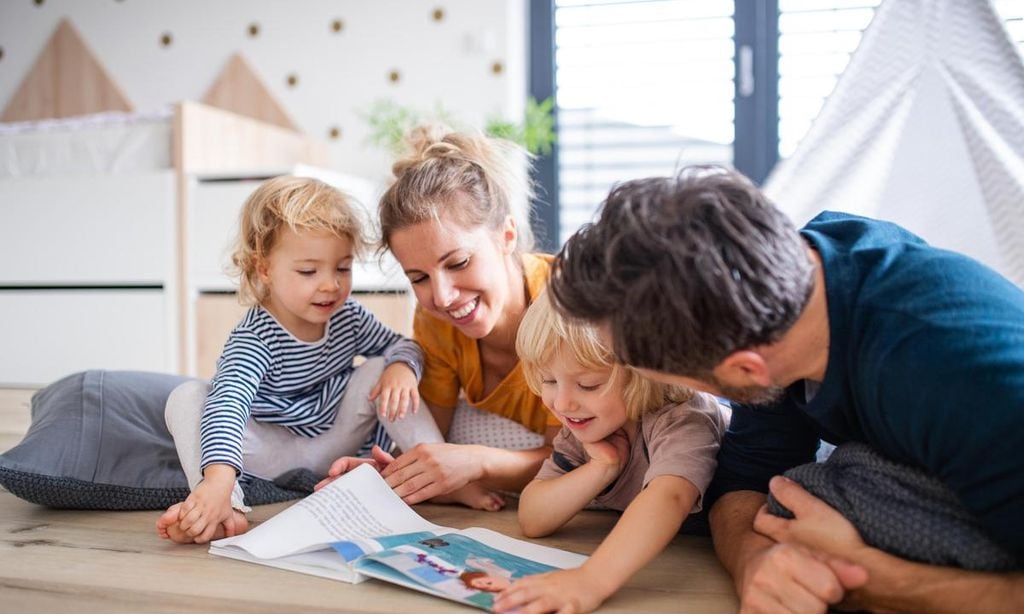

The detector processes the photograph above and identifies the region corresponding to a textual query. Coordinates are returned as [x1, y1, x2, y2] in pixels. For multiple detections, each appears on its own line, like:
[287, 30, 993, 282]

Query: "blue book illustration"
[351, 533, 560, 610]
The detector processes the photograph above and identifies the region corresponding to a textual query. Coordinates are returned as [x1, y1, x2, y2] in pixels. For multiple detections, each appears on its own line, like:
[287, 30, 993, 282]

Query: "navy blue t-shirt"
[708, 211, 1024, 558]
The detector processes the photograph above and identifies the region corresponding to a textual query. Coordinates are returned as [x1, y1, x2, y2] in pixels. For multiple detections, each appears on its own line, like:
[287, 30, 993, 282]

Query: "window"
[553, 0, 735, 243]
[995, 0, 1024, 55]
[531, 0, 1024, 247]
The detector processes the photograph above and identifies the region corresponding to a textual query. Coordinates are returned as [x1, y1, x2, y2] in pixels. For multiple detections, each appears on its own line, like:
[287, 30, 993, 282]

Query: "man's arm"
[847, 549, 1024, 614]
[710, 489, 867, 613]
[756, 476, 1023, 614]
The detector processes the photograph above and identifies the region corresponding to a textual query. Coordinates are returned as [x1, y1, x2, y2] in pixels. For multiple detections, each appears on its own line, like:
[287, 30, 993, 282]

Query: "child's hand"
[315, 445, 396, 491]
[177, 464, 238, 543]
[493, 567, 609, 613]
[369, 362, 420, 422]
[581, 427, 630, 475]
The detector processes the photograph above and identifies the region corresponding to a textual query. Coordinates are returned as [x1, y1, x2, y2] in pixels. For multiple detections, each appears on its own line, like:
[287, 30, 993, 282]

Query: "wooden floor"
[0, 388, 738, 612]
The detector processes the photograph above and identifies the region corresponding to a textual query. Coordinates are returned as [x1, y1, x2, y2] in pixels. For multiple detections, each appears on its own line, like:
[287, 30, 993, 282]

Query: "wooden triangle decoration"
[1, 18, 133, 122]
[201, 53, 299, 131]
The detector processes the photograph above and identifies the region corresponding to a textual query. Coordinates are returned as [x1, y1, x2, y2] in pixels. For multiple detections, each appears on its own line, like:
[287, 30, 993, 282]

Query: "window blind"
[554, 0, 735, 243]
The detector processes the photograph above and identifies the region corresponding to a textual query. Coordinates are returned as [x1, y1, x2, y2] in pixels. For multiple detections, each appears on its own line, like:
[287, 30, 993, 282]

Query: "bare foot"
[156, 503, 250, 544]
[433, 481, 505, 512]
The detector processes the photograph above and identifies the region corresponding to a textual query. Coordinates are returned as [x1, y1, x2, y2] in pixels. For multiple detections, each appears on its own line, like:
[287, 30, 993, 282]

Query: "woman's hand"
[380, 442, 486, 504]
[369, 362, 420, 422]
[314, 445, 396, 491]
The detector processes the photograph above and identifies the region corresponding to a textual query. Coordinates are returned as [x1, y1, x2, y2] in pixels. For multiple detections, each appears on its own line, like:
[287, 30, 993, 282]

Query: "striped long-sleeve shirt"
[199, 299, 423, 473]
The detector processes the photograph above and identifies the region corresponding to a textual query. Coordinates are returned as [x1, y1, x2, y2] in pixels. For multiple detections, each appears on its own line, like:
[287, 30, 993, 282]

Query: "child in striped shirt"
[156, 176, 446, 544]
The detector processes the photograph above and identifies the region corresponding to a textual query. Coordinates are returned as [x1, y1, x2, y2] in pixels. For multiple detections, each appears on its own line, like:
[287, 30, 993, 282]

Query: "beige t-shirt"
[534, 393, 730, 513]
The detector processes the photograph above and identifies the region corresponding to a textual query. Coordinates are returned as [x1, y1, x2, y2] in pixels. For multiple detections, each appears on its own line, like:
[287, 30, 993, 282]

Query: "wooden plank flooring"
[0, 387, 738, 611]
[0, 493, 737, 612]
[0, 387, 34, 453]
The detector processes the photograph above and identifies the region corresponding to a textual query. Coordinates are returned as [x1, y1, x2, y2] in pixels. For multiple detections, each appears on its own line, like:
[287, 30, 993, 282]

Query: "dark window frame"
[528, 0, 780, 250]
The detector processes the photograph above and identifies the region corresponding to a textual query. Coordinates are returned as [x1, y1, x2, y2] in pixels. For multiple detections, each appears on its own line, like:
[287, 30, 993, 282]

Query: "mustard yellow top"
[414, 253, 560, 434]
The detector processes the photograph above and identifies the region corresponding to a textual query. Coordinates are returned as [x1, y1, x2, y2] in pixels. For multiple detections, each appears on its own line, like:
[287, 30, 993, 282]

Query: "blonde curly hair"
[230, 175, 369, 306]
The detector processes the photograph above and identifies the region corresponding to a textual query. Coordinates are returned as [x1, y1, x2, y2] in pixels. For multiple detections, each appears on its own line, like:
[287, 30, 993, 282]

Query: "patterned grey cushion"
[767, 442, 1021, 571]
[0, 370, 312, 510]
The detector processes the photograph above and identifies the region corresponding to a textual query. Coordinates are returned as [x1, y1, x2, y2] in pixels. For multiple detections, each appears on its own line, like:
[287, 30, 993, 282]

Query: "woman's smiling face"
[389, 208, 519, 340]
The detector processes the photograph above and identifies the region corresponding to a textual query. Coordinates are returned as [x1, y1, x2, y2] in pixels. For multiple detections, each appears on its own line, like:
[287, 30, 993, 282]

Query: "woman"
[324, 126, 561, 506]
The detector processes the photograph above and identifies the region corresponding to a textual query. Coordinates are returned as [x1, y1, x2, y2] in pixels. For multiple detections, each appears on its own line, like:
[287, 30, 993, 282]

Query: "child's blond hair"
[230, 176, 369, 306]
[517, 290, 692, 421]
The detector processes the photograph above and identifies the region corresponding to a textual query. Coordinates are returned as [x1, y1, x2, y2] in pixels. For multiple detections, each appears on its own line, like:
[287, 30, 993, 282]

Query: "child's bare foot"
[156, 502, 250, 543]
[433, 482, 505, 511]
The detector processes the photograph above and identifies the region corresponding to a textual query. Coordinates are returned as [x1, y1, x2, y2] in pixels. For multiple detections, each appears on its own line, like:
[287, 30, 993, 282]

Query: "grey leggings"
[164, 357, 444, 511]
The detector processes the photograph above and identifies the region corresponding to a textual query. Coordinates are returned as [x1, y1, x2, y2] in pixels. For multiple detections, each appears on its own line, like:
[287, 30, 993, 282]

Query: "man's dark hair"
[549, 166, 814, 375]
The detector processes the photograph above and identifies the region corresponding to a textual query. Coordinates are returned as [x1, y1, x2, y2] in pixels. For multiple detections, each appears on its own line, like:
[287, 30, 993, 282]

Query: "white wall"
[0, 0, 527, 182]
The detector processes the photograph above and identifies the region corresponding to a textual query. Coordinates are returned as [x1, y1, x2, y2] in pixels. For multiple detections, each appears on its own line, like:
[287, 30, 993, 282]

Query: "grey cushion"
[767, 442, 1021, 571]
[0, 370, 313, 510]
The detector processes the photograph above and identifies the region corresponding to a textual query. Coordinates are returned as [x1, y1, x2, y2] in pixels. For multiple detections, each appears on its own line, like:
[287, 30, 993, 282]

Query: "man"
[548, 166, 1024, 612]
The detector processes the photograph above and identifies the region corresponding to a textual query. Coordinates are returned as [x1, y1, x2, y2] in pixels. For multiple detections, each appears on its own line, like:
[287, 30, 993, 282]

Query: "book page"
[456, 527, 587, 569]
[211, 464, 444, 559]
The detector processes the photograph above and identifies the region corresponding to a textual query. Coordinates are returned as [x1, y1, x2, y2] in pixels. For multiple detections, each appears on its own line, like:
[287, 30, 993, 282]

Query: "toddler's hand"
[177, 467, 238, 543]
[369, 362, 420, 422]
[582, 427, 630, 475]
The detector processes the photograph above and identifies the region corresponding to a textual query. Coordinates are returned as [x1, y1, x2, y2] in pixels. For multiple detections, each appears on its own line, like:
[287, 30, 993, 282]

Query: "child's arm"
[518, 429, 629, 538]
[496, 475, 700, 613]
[177, 463, 241, 543]
[370, 361, 420, 422]
[349, 301, 424, 380]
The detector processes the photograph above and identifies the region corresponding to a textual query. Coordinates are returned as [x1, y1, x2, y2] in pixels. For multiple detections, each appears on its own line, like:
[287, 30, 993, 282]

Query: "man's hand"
[754, 476, 868, 560]
[737, 541, 868, 613]
[736, 476, 869, 613]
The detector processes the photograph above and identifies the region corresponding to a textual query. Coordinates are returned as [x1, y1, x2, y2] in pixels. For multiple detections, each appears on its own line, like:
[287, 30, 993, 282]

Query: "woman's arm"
[381, 429, 557, 503]
[494, 475, 699, 613]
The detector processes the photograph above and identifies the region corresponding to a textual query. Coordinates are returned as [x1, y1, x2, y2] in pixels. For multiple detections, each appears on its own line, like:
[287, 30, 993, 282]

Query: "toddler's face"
[538, 348, 629, 443]
[259, 227, 354, 342]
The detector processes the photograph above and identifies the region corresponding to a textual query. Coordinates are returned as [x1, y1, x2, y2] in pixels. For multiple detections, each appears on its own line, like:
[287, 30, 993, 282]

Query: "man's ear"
[715, 350, 773, 387]
[501, 215, 517, 254]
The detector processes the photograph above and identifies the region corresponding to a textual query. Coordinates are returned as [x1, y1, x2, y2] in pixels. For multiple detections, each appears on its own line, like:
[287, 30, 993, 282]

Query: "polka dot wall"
[0, 0, 525, 181]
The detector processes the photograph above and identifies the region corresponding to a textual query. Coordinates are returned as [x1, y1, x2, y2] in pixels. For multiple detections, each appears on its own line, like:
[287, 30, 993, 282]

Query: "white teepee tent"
[764, 0, 1024, 287]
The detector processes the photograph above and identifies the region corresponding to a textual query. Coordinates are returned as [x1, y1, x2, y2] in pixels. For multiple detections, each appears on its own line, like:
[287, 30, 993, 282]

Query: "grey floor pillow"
[767, 442, 1021, 571]
[0, 370, 313, 510]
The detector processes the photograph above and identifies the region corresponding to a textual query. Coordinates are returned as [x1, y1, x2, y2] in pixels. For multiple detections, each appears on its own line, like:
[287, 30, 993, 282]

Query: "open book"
[210, 464, 587, 609]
